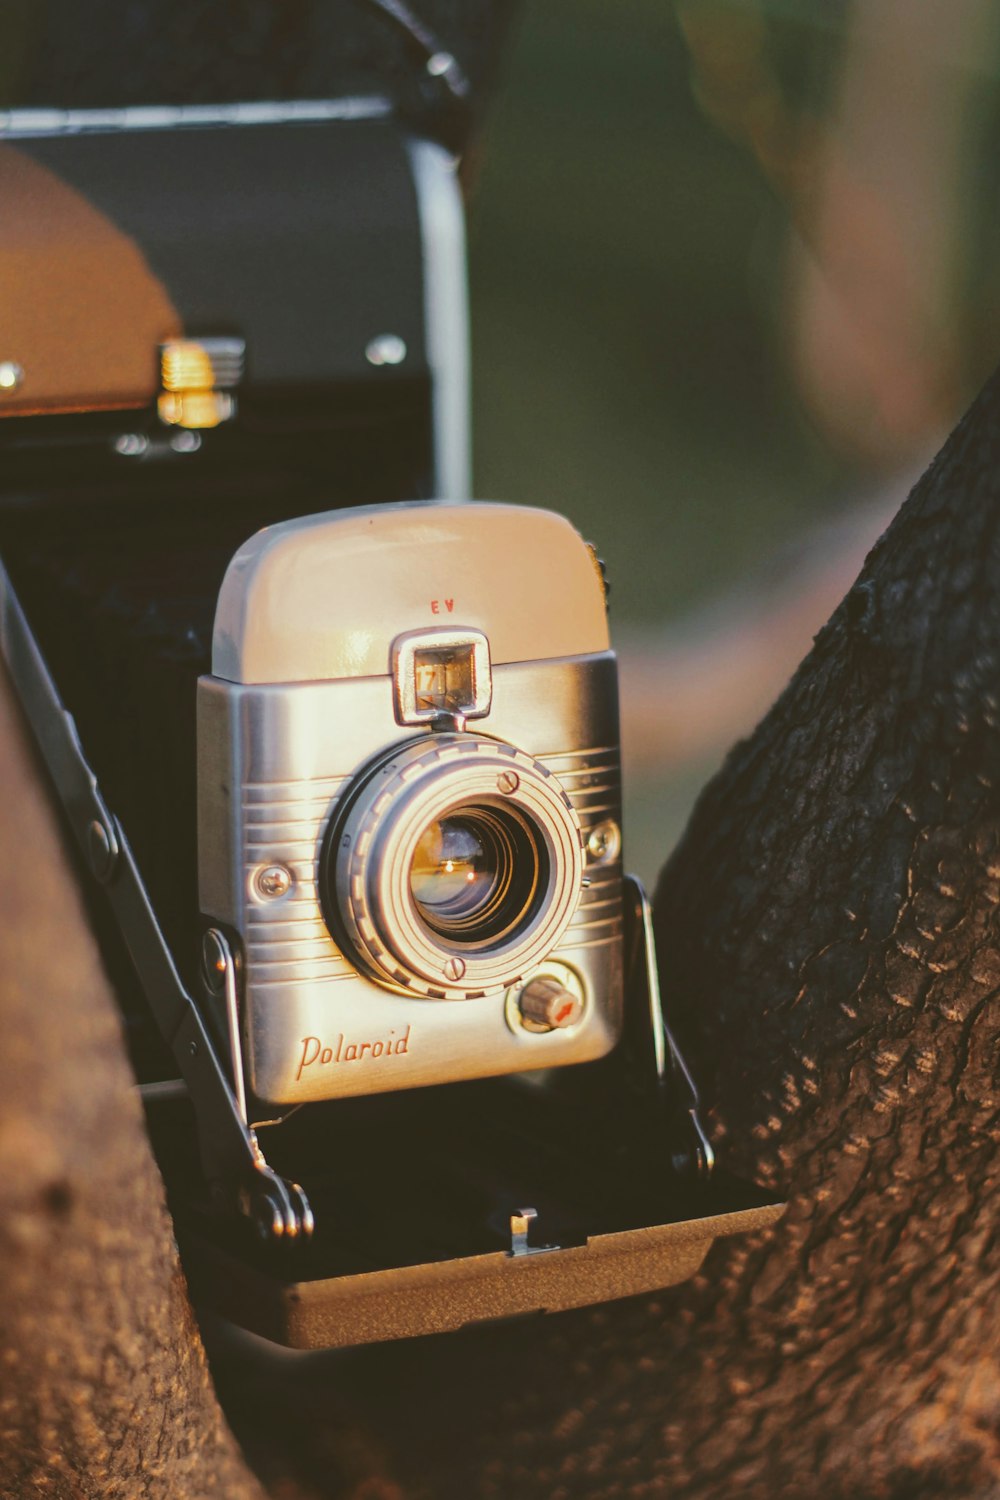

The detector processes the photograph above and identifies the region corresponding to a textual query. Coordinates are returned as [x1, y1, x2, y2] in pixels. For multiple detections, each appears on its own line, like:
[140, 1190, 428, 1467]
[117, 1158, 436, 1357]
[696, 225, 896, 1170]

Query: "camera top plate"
[210, 501, 610, 684]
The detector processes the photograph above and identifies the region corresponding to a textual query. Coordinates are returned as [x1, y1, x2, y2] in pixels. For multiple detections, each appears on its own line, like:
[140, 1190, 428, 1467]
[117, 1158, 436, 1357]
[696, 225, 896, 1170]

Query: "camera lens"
[328, 734, 583, 997]
[409, 805, 544, 945]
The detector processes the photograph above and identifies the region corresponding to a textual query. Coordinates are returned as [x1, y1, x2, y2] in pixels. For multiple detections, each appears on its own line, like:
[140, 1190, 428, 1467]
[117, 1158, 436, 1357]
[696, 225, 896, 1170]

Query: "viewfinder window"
[392, 628, 493, 725]
[413, 645, 476, 714]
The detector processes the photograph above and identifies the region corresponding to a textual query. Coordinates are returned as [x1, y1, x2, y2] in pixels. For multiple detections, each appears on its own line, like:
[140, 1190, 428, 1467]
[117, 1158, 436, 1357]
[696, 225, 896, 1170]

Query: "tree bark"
[0, 673, 267, 1500]
[645, 361, 1000, 1496]
[311, 369, 1000, 1498]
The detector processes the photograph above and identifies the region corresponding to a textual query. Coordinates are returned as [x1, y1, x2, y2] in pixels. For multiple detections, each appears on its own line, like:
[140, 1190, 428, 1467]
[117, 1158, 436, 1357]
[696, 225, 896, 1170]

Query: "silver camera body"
[198, 500, 625, 1107]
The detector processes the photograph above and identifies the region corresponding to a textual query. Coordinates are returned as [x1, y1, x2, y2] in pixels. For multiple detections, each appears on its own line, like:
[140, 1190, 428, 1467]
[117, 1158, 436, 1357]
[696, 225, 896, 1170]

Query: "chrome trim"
[202, 929, 250, 1126]
[623, 875, 714, 1181]
[407, 138, 471, 500]
[508, 1207, 557, 1257]
[0, 97, 393, 139]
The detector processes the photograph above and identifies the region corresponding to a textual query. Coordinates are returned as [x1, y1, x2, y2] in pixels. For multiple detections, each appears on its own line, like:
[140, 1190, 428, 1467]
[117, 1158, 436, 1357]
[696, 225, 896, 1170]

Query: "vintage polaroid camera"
[198, 500, 624, 1108]
[0, 103, 781, 1348]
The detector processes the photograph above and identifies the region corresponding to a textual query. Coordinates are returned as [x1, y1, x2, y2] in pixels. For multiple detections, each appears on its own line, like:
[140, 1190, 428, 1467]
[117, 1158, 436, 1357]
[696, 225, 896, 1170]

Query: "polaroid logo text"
[296, 1027, 411, 1081]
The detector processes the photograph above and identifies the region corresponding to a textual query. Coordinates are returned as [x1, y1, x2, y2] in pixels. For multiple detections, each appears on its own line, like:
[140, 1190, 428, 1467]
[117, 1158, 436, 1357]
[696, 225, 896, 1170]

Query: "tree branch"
[0, 669, 266, 1500]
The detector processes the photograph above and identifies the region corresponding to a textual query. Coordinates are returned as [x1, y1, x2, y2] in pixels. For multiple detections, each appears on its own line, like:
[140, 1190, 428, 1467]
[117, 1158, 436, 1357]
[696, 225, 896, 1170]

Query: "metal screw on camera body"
[255, 864, 292, 899]
[442, 956, 466, 982]
[0, 360, 24, 391]
[496, 770, 519, 795]
[202, 928, 228, 993]
[87, 819, 117, 882]
[586, 818, 621, 865]
[365, 334, 407, 367]
[427, 50, 457, 79]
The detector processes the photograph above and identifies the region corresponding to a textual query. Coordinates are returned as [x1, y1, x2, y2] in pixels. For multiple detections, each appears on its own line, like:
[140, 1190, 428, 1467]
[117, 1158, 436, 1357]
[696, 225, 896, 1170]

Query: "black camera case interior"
[0, 112, 782, 1348]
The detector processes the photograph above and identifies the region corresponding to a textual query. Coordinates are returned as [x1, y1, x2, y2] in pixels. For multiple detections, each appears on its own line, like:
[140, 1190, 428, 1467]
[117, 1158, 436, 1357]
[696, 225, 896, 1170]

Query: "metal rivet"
[427, 51, 456, 78]
[365, 334, 407, 367]
[443, 956, 466, 982]
[586, 819, 621, 865]
[113, 433, 149, 458]
[255, 865, 292, 899]
[170, 430, 202, 454]
[201, 929, 227, 993]
[87, 820, 115, 881]
[497, 770, 520, 795]
[0, 361, 24, 391]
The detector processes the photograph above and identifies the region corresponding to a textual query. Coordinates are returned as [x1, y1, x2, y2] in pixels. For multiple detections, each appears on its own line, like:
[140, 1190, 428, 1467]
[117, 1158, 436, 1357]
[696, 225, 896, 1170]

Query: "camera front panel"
[198, 653, 623, 1104]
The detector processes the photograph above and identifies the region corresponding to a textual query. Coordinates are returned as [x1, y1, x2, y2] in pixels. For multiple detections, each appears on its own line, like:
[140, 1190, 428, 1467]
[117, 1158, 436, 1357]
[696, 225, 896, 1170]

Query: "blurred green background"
[466, 0, 853, 882]
[469, 1, 843, 621]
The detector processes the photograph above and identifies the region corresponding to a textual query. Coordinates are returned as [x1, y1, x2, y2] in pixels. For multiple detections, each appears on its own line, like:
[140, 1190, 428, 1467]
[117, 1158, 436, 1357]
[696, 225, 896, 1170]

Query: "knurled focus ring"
[332, 735, 583, 998]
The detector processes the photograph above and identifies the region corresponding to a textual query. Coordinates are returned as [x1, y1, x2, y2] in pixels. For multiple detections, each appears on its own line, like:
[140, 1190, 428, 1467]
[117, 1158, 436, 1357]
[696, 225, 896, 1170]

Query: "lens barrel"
[323, 734, 583, 998]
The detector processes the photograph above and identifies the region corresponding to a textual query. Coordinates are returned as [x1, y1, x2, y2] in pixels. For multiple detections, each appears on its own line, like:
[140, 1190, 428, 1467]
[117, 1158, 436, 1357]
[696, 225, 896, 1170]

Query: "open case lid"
[0, 113, 469, 501]
[182, 1176, 784, 1351]
[0, 0, 520, 498]
[0, 116, 426, 417]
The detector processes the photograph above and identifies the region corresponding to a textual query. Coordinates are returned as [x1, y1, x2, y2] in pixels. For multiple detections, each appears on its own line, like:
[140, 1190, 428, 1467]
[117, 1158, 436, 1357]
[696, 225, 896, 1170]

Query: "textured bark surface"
[0, 676, 267, 1500]
[295, 369, 1000, 1498]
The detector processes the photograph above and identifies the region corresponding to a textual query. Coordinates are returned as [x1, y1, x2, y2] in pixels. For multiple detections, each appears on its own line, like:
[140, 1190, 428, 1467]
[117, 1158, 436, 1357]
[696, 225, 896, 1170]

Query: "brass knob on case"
[517, 976, 583, 1031]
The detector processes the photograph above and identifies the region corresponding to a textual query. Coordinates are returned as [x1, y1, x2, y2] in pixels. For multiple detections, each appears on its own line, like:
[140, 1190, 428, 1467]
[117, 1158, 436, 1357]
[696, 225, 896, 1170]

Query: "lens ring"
[327, 734, 583, 998]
